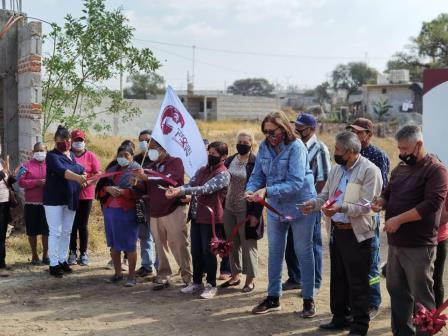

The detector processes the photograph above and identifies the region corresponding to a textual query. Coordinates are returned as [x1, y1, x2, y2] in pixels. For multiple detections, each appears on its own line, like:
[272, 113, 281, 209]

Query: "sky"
[23, 0, 448, 91]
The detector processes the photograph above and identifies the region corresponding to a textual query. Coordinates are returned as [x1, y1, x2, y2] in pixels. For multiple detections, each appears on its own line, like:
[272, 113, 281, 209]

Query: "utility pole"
[192, 45, 196, 88]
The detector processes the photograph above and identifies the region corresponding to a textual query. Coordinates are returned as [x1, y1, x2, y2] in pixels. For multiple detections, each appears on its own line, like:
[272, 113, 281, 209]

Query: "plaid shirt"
[360, 144, 390, 188]
[305, 135, 331, 183]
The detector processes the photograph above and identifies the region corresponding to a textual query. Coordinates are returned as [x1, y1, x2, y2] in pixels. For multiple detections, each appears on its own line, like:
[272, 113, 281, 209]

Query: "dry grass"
[7, 120, 400, 263]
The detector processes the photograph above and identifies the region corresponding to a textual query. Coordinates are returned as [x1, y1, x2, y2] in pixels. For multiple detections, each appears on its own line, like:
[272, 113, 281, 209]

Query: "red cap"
[71, 129, 86, 140]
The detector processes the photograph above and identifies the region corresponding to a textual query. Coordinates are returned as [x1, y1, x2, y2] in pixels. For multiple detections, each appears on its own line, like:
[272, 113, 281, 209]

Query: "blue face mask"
[117, 157, 129, 167]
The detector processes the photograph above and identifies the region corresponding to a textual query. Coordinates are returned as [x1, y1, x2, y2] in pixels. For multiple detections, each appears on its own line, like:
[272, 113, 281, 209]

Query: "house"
[362, 82, 423, 117]
[178, 90, 280, 121]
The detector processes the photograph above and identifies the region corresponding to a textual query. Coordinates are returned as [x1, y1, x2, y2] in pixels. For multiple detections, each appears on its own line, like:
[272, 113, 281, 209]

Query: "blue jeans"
[138, 224, 157, 271]
[369, 215, 382, 308]
[267, 212, 316, 299]
[285, 213, 323, 288]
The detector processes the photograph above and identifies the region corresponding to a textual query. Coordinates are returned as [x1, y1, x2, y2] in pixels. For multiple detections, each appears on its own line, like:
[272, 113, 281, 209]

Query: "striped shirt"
[305, 135, 331, 183]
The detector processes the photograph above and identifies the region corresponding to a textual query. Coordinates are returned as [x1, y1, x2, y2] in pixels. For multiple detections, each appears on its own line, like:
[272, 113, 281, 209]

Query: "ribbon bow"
[414, 299, 448, 335]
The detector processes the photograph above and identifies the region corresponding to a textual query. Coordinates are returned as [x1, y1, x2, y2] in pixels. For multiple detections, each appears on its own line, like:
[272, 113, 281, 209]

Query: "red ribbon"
[414, 299, 448, 335]
[205, 205, 232, 258]
[323, 189, 343, 208]
[143, 169, 178, 186]
[253, 195, 292, 220]
[87, 170, 126, 182]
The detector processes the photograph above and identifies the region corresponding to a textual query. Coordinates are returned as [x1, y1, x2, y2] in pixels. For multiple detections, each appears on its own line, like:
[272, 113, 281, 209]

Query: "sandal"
[105, 274, 124, 284]
[220, 279, 241, 288]
[153, 282, 170, 291]
[242, 283, 255, 293]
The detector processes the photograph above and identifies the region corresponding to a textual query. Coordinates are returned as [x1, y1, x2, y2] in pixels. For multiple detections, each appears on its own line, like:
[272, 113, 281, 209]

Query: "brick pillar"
[17, 20, 42, 164]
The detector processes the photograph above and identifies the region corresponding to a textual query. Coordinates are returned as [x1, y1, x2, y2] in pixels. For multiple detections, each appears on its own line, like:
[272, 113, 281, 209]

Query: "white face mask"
[33, 152, 46, 162]
[139, 141, 148, 152]
[148, 149, 160, 161]
[72, 141, 85, 151]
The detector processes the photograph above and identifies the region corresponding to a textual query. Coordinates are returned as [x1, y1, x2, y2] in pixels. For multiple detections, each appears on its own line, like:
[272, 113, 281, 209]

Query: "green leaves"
[373, 99, 392, 122]
[331, 62, 377, 102]
[42, 0, 160, 136]
[227, 78, 275, 97]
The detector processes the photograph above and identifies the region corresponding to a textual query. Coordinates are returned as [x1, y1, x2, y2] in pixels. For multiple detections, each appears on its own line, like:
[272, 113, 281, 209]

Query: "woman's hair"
[236, 130, 257, 146]
[139, 129, 152, 137]
[54, 125, 70, 141]
[117, 144, 134, 157]
[120, 139, 135, 150]
[208, 141, 228, 157]
[261, 111, 296, 144]
[33, 142, 47, 151]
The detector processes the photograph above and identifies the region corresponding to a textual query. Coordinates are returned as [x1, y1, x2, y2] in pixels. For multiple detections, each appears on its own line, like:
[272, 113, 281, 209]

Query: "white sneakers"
[180, 282, 217, 299]
[200, 283, 217, 299]
[180, 282, 203, 294]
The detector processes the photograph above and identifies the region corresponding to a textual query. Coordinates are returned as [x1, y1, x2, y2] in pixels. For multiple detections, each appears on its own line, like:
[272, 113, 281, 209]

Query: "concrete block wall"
[17, 20, 42, 163]
[216, 95, 279, 120]
[364, 87, 413, 117]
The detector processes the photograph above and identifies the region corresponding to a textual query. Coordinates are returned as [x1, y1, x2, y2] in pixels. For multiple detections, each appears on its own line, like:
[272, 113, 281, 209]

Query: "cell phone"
[16, 166, 27, 179]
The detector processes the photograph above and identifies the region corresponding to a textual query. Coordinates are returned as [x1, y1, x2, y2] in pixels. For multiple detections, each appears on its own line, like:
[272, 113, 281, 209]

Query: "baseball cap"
[291, 113, 317, 128]
[347, 118, 373, 133]
[71, 129, 86, 140]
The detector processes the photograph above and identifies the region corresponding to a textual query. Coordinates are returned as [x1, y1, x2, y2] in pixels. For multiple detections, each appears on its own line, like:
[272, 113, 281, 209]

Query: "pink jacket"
[73, 150, 102, 200]
[19, 159, 46, 204]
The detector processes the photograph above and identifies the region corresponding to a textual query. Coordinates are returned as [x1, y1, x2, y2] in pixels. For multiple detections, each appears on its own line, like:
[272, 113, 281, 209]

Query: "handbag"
[245, 215, 264, 240]
[135, 198, 148, 226]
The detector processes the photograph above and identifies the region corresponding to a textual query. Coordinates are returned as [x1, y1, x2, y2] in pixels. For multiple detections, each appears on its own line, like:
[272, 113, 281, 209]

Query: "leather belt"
[332, 221, 353, 230]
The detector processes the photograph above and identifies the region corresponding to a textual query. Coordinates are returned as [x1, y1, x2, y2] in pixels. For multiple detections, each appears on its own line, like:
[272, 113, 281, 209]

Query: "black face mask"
[399, 145, 419, 166]
[334, 153, 348, 166]
[236, 144, 251, 155]
[208, 155, 221, 166]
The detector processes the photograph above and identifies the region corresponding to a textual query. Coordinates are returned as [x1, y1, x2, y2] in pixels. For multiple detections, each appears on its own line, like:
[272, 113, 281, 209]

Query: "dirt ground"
[0, 227, 446, 336]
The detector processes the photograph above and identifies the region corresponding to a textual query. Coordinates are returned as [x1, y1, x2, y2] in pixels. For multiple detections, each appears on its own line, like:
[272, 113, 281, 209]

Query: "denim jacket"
[246, 139, 316, 221]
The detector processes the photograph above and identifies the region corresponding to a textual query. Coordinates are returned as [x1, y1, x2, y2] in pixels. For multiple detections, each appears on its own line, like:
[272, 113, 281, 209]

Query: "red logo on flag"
[160, 105, 186, 135]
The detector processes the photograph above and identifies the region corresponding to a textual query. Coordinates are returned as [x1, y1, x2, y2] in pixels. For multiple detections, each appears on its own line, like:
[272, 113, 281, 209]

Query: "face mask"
[72, 141, 85, 151]
[56, 140, 70, 152]
[236, 144, 251, 155]
[208, 155, 221, 166]
[148, 149, 160, 161]
[117, 157, 129, 167]
[139, 141, 148, 152]
[399, 144, 419, 166]
[267, 132, 284, 146]
[334, 153, 348, 166]
[33, 152, 46, 162]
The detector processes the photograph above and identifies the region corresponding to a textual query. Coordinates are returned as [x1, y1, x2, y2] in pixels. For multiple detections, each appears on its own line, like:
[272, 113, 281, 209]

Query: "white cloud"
[178, 22, 226, 38]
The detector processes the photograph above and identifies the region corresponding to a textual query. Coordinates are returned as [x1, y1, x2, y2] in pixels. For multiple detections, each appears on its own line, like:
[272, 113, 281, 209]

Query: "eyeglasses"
[263, 127, 279, 136]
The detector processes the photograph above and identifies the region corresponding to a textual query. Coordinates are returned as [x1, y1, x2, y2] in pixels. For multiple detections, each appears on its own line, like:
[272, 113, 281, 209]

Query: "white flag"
[151, 86, 207, 177]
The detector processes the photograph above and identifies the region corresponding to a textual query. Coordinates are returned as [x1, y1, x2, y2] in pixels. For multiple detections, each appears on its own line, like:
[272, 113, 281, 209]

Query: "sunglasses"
[263, 127, 279, 136]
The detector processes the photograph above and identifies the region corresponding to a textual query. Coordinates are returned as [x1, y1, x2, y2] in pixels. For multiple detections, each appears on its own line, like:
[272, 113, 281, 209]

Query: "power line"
[133, 37, 391, 60]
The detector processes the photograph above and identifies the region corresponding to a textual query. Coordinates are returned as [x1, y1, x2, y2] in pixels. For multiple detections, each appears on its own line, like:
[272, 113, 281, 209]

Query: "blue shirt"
[246, 139, 316, 221]
[306, 135, 331, 183]
[360, 144, 390, 188]
[332, 163, 355, 223]
[43, 149, 85, 210]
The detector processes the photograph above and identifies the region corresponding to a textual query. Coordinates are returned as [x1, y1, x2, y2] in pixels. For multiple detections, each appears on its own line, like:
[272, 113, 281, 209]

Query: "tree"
[331, 62, 378, 102]
[123, 72, 165, 99]
[386, 51, 424, 82]
[386, 14, 448, 82]
[315, 81, 331, 106]
[42, 0, 160, 136]
[415, 13, 448, 66]
[227, 78, 275, 97]
[372, 99, 392, 122]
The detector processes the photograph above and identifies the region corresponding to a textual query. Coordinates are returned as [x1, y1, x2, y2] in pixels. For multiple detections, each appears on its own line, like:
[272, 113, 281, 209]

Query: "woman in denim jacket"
[246, 111, 318, 317]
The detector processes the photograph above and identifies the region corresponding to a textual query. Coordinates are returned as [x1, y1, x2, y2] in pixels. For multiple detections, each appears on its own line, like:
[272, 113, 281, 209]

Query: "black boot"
[49, 265, 63, 278]
[59, 262, 73, 274]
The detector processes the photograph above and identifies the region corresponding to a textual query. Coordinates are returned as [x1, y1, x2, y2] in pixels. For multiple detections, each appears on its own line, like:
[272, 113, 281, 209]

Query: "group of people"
[0, 111, 446, 336]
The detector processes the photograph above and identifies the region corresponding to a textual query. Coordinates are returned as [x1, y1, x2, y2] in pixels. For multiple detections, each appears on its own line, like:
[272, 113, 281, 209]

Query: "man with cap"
[282, 113, 331, 293]
[347, 118, 390, 319]
[68, 129, 102, 266]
